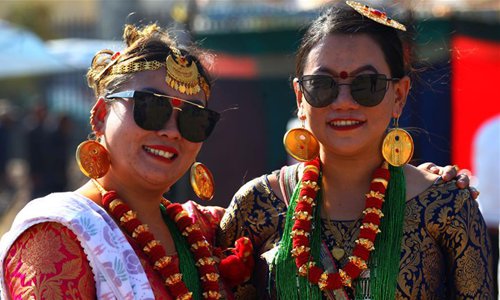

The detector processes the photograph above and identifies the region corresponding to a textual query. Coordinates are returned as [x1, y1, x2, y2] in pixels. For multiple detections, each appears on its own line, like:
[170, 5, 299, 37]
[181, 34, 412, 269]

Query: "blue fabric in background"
[401, 61, 451, 167]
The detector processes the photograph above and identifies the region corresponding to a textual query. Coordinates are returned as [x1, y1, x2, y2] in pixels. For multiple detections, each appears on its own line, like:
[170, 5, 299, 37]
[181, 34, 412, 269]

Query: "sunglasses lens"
[350, 74, 388, 107]
[301, 75, 338, 108]
[133, 93, 173, 131]
[178, 105, 220, 142]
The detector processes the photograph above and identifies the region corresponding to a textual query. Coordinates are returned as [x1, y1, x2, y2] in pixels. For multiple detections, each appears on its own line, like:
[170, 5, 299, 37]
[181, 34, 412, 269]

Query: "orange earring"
[75, 134, 110, 179]
[283, 116, 319, 162]
[190, 162, 215, 201]
[381, 117, 414, 167]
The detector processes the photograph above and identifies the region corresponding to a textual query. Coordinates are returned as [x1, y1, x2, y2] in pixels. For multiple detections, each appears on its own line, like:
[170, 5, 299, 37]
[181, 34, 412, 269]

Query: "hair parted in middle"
[295, 2, 414, 79]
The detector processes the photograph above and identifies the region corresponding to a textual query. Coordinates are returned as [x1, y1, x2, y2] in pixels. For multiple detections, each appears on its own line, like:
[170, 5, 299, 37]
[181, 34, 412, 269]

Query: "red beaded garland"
[291, 157, 390, 292]
[102, 192, 222, 300]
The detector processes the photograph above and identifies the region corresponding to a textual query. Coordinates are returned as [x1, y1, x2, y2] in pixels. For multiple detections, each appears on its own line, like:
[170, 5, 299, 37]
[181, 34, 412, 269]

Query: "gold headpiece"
[108, 48, 210, 99]
[346, 1, 407, 32]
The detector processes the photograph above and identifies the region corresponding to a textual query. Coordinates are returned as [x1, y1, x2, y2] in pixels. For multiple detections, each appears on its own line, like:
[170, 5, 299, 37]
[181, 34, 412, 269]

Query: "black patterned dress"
[218, 165, 494, 299]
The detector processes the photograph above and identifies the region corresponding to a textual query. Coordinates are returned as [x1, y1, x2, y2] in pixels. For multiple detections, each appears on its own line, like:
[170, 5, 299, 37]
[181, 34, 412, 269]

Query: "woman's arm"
[3, 222, 96, 299]
[217, 175, 287, 251]
[436, 188, 494, 298]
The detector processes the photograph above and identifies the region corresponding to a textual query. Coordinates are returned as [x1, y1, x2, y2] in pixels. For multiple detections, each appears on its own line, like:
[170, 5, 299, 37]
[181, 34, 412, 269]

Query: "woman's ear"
[90, 98, 108, 133]
[293, 78, 303, 109]
[392, 75, 411, 118]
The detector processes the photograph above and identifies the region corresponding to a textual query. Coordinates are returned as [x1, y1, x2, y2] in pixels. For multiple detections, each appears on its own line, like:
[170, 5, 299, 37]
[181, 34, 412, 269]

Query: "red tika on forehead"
[339, 71, 349, 79]
[171, 98, 182, 107]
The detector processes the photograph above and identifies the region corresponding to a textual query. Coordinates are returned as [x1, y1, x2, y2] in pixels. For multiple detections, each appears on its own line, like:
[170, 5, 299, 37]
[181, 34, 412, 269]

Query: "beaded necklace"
[101, 190, 222, 300]
[290, 158, 389, 292]
[275, 157, 406, 299]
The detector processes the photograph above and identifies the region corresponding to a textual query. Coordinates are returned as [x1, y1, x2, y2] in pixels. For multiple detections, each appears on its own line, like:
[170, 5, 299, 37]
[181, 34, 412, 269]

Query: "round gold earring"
[190, 162, 215, 201]
[381, 117, 414, 167]
[283, 117, 319, 162]
[75, 135, 110, 179]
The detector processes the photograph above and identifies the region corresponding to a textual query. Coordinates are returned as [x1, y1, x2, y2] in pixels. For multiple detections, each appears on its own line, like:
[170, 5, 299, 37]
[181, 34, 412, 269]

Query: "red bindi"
[339, 71, 348, 79]
[171, 98, 182, 107]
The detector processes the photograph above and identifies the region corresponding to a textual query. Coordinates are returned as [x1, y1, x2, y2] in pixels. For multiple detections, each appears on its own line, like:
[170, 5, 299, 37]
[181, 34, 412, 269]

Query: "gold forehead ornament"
[106, 48, 210, 99]
[346, 1, 407, 32]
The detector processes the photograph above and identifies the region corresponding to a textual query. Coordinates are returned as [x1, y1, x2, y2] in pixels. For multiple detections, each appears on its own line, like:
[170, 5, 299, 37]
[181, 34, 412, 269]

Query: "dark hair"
[295, 3, 411, 79]
[87, 23, 212, 99]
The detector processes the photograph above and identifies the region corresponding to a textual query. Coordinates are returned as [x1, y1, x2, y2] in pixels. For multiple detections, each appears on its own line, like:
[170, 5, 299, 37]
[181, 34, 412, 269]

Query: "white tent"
[0, 20, 70, 78]
[47, 38, 123, 70]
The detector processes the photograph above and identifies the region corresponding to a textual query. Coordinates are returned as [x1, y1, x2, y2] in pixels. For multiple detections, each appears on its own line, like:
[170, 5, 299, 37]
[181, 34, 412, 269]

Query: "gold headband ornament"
[346, 1, 407, 32]
[103, 47, 210, 99]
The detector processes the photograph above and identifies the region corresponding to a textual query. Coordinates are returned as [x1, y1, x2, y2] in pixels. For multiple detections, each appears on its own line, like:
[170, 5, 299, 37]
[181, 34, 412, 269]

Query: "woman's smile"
[143, 145, 178, 162]
[327, 118, 366, 131]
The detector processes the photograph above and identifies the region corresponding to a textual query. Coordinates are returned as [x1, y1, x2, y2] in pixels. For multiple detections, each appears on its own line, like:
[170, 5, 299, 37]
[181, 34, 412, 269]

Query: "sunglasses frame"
[298, 74, 400, 108]
[105, 90, 220, 142]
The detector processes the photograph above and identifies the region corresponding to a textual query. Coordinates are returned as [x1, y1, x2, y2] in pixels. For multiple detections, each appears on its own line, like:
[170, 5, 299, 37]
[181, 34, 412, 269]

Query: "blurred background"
[0, 0, 498, 287]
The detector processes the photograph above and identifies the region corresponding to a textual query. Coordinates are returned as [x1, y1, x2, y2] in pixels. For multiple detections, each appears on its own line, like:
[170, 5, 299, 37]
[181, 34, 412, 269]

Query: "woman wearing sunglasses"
[0, 24, 254, 299]
[218, 1, 493, 299]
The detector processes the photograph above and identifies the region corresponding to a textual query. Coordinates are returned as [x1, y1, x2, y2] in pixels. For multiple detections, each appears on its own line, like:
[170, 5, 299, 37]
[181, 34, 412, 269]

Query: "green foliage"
[4, 1, 55, 40]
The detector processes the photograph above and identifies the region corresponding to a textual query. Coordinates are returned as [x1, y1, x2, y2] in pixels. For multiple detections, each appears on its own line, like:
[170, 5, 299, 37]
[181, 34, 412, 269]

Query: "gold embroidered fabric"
[3, 202, 227, 300]
[3, 222, 96, 299]
[218, 173, 494, 299]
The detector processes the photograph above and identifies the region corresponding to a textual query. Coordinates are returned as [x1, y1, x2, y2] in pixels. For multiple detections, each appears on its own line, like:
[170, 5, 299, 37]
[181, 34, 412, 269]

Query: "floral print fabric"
[0, 192, 155, 300]
[219, 172, 494, 299]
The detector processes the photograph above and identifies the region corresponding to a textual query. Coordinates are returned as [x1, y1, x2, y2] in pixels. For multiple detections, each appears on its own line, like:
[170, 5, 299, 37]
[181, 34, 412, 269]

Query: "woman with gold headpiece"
[0, 24, 254, 299]
[218, 1, 494, 299]
[0, 10, 479, 300]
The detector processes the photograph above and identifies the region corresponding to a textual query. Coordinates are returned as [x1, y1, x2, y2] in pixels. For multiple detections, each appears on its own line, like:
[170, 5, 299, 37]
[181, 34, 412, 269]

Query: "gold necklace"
[322, 205, 363, 261]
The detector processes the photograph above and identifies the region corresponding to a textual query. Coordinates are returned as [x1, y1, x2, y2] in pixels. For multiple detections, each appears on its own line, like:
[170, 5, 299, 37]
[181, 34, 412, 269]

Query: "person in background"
[24, 103, 52, 198]
[219, 1, 493, 299]
[46, 113, 73, 192]
[474, 115, 500, 295]
[0, 100, 14, 194]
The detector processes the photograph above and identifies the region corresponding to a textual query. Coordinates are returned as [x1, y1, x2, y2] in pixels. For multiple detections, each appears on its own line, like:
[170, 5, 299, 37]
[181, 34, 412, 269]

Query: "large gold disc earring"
[283, 117, 319, 162]
[75, 135, 110, 179]
[190, 162, 215, 201]
[381, 118, 414, 167]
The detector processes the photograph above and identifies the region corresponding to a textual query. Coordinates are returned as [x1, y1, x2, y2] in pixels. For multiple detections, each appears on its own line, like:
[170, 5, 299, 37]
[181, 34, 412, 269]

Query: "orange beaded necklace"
[101, 190, 222, 300]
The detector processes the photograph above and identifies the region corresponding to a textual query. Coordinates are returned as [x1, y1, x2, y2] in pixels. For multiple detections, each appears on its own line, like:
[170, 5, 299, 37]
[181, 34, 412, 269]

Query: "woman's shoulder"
[0, 192, 112, 260]
[234, 163, 301, 202]
[11, 192, 104, 227]
[233, 172, 278, 201]
[404, 164, 473, 213]
[403, 164, 440, 201]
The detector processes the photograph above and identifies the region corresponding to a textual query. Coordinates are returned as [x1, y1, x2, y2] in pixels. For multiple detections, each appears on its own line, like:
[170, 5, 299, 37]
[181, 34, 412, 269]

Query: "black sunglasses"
[298, 74, 400, 108]
[105, 90, 220, 143]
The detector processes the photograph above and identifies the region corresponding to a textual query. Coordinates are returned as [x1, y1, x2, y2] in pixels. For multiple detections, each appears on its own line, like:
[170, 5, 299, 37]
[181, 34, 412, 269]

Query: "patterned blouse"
[218, 168, 494, 299]
[1, 193, 226, 300]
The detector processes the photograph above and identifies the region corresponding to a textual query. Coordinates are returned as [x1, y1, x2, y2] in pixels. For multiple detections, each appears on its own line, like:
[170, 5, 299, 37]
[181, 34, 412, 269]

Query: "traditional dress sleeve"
[217, 175, 289, 299]
[3, 222, 96, 299]
[217, 175, 287, 252]
[426, 182, 494, 298]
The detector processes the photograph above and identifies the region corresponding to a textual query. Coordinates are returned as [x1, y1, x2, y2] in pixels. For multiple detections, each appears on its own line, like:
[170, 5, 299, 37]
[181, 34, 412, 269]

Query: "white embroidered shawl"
[0, 192, 155, 300]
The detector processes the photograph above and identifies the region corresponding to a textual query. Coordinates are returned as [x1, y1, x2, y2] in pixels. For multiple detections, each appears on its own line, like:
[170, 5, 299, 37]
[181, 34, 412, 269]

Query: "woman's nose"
[157, 110, 181, 140]
[330, 84, 360, 109]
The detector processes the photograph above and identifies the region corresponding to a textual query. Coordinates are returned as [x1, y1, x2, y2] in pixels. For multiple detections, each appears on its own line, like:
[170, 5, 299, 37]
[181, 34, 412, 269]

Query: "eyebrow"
[316, 65, 380, 76]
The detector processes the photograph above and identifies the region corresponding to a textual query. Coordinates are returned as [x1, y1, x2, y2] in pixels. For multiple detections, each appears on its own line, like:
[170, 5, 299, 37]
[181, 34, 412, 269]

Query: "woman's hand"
[418, 163, 479, 199]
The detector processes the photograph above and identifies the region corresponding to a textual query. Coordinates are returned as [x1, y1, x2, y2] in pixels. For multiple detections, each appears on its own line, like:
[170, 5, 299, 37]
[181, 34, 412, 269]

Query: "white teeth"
[331, 120, 361, 126]
[144, 147, 175, 159]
